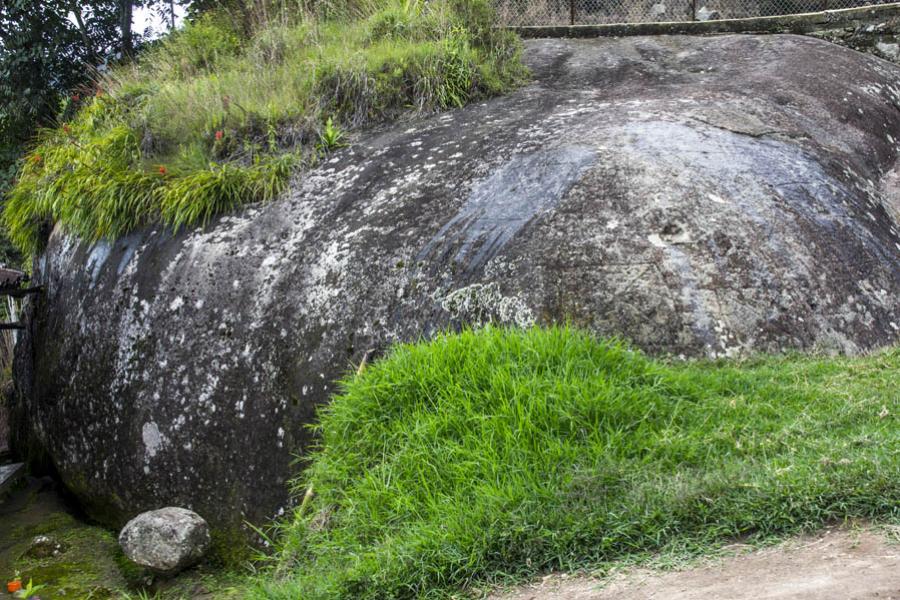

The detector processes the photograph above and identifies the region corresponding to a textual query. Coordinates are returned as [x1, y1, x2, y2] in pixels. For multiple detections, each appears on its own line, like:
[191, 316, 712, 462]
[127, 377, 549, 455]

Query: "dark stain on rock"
[418, 146, 596, 274]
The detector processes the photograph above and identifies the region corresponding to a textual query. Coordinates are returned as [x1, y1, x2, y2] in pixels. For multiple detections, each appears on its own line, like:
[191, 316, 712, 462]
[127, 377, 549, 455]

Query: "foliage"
[317, 117, 347, 152]
[4, 0, 526, 256]
[0, 0, 103, 265]
[252, 326, 900, 599]
[0, 0, 192, 265]
[148, 13, 244, 78]
[0, 1, 113, 135]
[0, 0, 187, 168]
[13, 579, 46, 599]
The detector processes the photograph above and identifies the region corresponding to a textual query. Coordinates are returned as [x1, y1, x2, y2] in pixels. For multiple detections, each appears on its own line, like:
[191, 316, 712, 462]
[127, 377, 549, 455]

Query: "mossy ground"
[1, 479, 127, 599]
[0, 478, 243, 599]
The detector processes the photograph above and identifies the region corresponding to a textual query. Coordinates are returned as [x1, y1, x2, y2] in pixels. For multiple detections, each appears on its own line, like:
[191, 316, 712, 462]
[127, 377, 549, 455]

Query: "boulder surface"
[15, 35, 900, 533]
[118, 507, 210, 575]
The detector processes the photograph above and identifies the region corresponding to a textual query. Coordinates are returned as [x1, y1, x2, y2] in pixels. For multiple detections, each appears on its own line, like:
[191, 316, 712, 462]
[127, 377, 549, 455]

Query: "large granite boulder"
[14, 35, 900, 535]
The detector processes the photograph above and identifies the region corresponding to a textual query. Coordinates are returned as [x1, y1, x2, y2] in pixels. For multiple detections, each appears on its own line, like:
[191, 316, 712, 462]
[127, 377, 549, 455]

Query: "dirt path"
[489, 527, 900, 600]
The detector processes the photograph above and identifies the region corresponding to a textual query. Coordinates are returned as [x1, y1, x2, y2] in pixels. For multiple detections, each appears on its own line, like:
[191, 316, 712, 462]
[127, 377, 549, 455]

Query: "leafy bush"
[148, 15, 243, 79]
[5, 0, 526, 256]
[252, 326, 900, 599]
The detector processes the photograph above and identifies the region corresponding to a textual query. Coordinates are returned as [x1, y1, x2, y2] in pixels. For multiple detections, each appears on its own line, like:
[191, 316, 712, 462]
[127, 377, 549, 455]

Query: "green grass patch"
[4, 0, 526, 256]
[252, 326, 899, 599]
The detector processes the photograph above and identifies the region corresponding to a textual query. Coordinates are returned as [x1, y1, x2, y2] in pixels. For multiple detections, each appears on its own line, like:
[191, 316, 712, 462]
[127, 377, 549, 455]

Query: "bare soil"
[489, 527, 900, 600]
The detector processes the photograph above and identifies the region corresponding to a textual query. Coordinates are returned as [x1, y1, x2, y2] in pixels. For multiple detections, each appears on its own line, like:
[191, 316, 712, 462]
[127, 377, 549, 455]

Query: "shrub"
[4, 0, 526, 256]
[149, 15, 243, 79]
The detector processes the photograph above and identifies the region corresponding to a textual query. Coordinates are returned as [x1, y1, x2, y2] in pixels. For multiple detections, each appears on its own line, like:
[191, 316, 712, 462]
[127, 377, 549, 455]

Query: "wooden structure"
[0, 267, 34, 496]
[0, 267, 41, 330]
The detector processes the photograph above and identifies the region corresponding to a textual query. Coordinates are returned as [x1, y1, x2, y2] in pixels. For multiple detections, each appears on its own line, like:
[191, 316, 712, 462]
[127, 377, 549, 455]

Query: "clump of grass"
[5, 0, 526, 256]
[252, 326, 899, 599]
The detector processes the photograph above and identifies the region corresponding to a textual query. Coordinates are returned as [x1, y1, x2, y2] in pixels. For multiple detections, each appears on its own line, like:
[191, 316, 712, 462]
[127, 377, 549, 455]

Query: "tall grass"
[252, 326, 899, 599]
[4, 0, 526, 256]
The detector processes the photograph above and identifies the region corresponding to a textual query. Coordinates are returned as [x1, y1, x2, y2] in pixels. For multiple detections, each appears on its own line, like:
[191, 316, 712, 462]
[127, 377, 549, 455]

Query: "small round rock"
[25, 535, 67, 559]
[118, 507, 211, 576]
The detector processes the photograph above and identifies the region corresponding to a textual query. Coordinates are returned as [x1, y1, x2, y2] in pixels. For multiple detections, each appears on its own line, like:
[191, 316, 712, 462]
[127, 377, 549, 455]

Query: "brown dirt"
[488, 527, 900, 600]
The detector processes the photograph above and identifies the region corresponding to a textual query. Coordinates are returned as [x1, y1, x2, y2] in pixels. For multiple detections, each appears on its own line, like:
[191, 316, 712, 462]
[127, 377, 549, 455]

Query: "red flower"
[32, 154, 42, 164]
[72, 93, 80, 102]
[158, 166, 167, 175]
[215, 130, 224, 141]
[62, 124, 71, 135]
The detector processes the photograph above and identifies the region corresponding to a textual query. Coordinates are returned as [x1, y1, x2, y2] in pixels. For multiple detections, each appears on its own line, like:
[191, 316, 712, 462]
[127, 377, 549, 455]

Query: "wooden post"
[5, 286, 42, 299]
[692, 0, 698, 20]
[570, 0, 576, 25]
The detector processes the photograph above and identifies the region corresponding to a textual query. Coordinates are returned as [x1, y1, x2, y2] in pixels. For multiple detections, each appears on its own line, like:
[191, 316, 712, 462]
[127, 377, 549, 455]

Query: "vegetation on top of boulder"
[4, 0, 526, 255]
[252, 326, 899, 599]
[0, 1, 201, 266]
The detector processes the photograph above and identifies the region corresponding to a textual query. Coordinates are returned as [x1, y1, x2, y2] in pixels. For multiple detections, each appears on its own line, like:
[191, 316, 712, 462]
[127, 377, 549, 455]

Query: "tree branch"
[69, 4, 98, 62]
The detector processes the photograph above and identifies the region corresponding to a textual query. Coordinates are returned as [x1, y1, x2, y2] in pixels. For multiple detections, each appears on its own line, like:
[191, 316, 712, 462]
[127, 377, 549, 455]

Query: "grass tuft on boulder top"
[4, 0, 526, 256]
[253, 326, 899, 599]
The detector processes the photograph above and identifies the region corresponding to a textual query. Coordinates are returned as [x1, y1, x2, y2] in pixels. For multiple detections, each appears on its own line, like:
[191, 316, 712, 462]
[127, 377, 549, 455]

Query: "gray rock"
[695, 6, 720, 21]
[14, 35, 900, 534]
[118, 507, 210, 575]
[0, 462, 23, 497]
[24, 535, 66, 559]
[875, 41, 900, 60]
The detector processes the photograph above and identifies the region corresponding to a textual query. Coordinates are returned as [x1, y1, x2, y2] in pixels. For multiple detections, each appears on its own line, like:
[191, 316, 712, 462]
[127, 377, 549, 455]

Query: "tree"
[0, 0, 186, 264]
[0, 0, 191, 133]
[0, 1, 120, 182]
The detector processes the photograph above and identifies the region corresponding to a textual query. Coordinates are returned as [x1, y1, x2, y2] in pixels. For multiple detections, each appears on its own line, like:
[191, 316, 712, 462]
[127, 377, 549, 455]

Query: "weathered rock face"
[15, 35, 900, 534]
[118, 507, 210, 575]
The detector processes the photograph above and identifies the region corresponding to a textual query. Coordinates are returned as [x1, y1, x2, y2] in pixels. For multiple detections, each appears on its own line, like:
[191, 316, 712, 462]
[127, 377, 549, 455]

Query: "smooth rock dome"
[15, 34, 900, 534]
